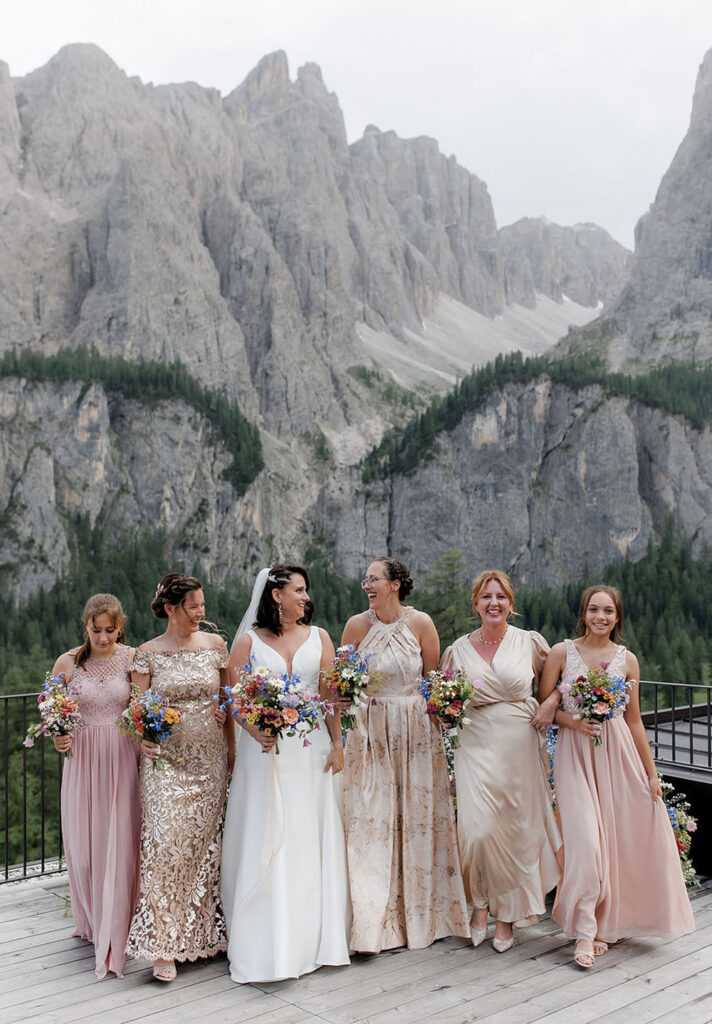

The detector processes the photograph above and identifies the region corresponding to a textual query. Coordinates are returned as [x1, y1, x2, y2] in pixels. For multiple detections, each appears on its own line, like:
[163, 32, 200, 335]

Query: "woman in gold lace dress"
[341, 557, 469, 953]
[126, 573, 235, 982]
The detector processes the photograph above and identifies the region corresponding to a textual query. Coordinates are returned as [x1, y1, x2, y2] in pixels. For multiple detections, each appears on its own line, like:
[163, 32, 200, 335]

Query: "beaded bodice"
[67, 644, 132, 729]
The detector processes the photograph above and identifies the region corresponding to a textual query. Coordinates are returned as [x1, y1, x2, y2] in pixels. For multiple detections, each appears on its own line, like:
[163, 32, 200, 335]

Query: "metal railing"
[640, 680, 712, 777]
[2, 681, 711, 884]
[1, 692, 65, 884]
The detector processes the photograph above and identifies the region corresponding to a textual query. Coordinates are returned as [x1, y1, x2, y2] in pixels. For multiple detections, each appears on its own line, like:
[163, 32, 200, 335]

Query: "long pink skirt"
[553, 717, 694, 942]
[62, 726, 141, 977]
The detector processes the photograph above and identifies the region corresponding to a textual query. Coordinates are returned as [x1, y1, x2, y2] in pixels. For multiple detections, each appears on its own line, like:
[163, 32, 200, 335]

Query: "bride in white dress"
[221, 564, 351, 983]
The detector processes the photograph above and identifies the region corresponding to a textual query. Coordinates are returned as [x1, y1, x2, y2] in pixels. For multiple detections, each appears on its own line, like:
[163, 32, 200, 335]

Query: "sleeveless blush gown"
[553, 639, 695, 941]
[221, 626, 350, 983]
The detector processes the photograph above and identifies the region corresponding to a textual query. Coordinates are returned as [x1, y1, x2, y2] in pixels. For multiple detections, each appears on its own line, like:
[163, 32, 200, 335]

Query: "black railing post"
[3, 699, 8, 882]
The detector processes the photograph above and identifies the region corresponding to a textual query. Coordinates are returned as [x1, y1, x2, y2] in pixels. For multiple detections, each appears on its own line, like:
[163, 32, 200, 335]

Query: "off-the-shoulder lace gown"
[126, 646, 229, 962]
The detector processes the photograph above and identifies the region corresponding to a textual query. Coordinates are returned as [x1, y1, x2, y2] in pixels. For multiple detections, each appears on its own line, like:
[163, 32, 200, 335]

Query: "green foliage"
[0, 347, 263, 491]
[361, 351, 712, 482]
[418, 551, 473, 648]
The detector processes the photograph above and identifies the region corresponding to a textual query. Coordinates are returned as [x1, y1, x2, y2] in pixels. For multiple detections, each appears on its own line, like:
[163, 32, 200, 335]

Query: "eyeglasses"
[360, 576, 389, 588]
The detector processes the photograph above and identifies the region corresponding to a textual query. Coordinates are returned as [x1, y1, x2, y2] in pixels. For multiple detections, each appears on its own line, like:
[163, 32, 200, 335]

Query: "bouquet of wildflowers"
[23, 672, 82, 758]
[320, 644, 380, 732]
[120, 687, 182, 770]
[419, 667, 474, 749]
[660, 776, 699, 886]
[227, 660, 331, 754]
[562, 664, 633, 746]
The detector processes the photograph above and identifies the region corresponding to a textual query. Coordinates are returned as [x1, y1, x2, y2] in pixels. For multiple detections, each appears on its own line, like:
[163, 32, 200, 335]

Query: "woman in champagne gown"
[441, 570, 561, 952]
[126, 573, 234, 981]
[51, 593, 140, 979]
[221, 565, 350, 983]
[342, 557, 469, 953]
[539, 585, 694, 968]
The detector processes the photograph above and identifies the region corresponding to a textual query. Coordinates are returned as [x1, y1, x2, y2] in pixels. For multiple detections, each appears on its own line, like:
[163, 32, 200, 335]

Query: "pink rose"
[282, 708, 299, 725]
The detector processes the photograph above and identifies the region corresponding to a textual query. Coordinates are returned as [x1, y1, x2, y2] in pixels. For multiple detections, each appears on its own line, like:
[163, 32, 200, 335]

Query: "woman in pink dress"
[539, 585, 695, 969]
[51, 593, 141, 979]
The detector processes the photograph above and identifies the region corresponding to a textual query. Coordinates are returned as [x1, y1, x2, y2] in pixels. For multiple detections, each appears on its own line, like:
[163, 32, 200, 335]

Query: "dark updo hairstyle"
[75, 593, 126, 670]
[151, 572, 203, 619]
[576, 584, 625, 644]
[255, 564, 310, 636]
[375, 556, 414, 600]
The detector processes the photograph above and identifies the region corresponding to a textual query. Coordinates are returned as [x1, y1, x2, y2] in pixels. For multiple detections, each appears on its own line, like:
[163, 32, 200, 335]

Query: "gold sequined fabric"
[125, 647, 229, 962]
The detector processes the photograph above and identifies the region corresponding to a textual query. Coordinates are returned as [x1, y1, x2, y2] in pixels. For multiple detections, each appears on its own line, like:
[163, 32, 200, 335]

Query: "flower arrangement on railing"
[660, 776, 699, 887]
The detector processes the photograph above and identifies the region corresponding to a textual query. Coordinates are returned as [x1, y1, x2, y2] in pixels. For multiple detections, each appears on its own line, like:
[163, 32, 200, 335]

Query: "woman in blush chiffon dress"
[221, 565, 350, 984]
[51, 593, 141, 980]
[539, 585, 695, 968]
[441, 570, 562, 953]
[341, 557, 469, 954]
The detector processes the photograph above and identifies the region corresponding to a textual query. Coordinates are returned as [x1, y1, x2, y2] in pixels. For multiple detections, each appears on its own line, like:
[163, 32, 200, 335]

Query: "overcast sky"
[4, 0, 712, 248]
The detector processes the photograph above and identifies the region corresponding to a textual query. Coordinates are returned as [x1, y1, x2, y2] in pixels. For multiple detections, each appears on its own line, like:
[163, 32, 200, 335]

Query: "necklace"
[478, 624, 508, 646]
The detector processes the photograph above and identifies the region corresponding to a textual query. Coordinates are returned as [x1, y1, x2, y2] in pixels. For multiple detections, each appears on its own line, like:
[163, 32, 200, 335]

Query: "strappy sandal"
[152, 960, 177, 982]
[574, 940, 595, 969]
[593, 939, 608, 956]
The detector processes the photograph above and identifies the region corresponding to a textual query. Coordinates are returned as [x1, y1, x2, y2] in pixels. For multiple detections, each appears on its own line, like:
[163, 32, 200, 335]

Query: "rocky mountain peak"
[499, 217, 632, 309]
[582, 46, 712, 366]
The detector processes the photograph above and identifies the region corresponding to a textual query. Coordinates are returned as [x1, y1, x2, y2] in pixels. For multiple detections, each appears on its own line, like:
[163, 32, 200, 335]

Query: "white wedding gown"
[221, 626, 351, 983]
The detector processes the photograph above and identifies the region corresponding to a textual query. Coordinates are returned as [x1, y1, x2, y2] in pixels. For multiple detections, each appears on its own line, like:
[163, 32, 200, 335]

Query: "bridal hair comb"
[154, 582, 165, 600]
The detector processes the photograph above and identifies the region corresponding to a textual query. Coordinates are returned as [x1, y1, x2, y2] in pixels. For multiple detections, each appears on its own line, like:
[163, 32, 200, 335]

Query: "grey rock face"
[0, 44, 639, 600]
[499, 218, 632, 309]
[314, 381, 712, 587]
[575, 47, 712, 366]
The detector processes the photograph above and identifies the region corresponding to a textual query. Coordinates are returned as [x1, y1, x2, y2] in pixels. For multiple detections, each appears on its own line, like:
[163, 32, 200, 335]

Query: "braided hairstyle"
[75, 594, 126, 670]
[151, 573, 203, 618]
[255, 564, 310, 636]
[376, 556, 414, 600]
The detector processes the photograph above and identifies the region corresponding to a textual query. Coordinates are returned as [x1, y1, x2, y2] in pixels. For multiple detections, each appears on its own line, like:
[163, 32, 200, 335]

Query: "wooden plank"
[652, 993, 712, 1024]
[467, 926, 712, 1024]
[304, 927, 573, 1022]
[592, 966, 712, 1023]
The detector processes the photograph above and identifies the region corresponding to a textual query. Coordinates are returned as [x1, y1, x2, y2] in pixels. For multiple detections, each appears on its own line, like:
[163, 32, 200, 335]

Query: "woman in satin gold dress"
[441, 570, 562, 952]
[126, 573, 235, 982]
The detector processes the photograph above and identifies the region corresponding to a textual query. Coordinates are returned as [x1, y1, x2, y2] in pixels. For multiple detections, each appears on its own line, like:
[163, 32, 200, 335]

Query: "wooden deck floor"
[1, 877, 711, 1024]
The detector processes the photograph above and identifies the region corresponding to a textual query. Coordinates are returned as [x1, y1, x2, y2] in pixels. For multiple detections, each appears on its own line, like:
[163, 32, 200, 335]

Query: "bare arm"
[218, 651, 236, 776]
[540, 645, 603, 742]
[228, 633, 278, 752]
[623, 652, 660, 801]
[532, 643, 564, 731]
[51, 653, 76, 753]
[129, 648, 161, 759]
[318, 629, 343, 774]
[414, 612, 440, 675]
[340, 613, 370, 649]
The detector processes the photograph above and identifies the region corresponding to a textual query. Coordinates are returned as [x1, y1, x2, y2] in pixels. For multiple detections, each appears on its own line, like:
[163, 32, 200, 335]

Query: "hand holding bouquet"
[228, 660, 331, 754]
[419, 667, 474, 749]
[320, 644, 380, 732]
[121, 687, 182, 770]
[23, 672, 82, 758]
[564, 664, 633, 746]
